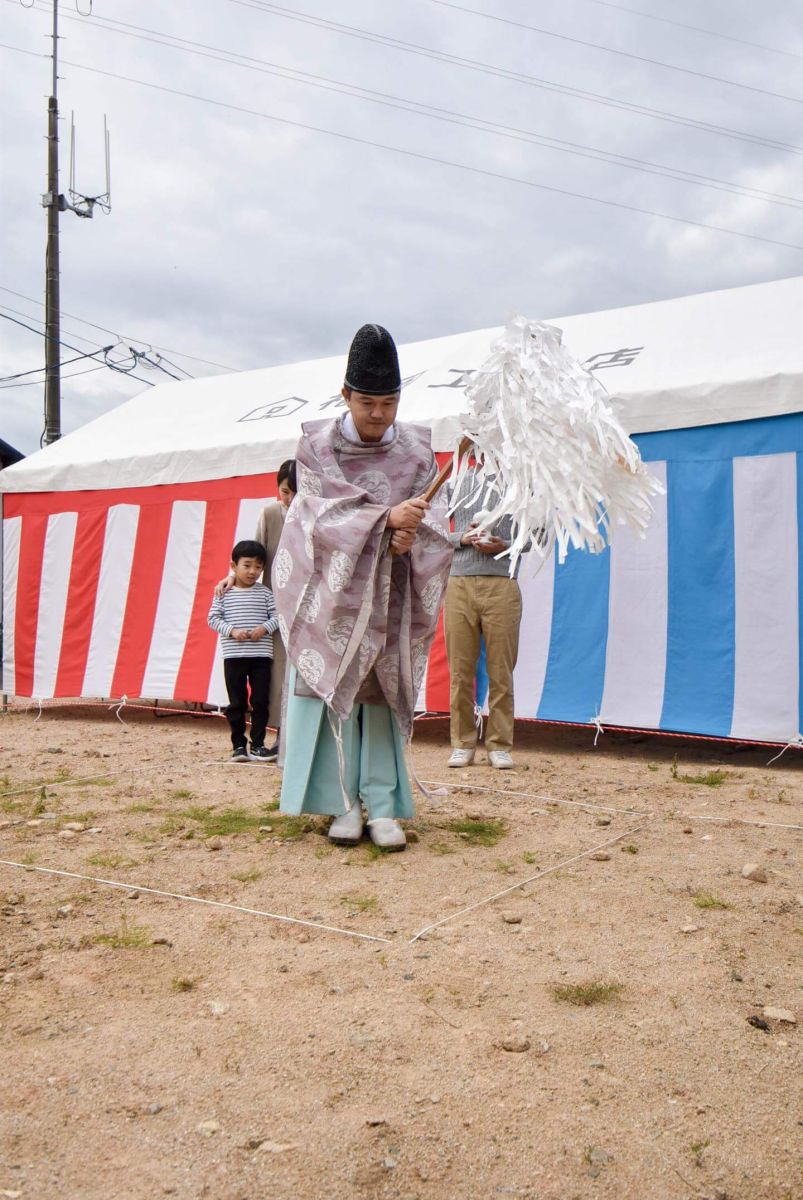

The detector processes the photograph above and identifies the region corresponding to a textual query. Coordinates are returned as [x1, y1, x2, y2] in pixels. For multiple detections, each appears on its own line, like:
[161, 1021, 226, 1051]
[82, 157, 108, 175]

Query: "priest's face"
[342, 388, 400, 442]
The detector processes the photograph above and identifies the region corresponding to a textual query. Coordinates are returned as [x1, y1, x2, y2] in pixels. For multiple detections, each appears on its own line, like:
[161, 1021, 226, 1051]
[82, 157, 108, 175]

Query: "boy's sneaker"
[249, 745, 275, 763]
[448, 748, 475, 768]
[231, 745, 249, 763]
[488, 750, 514, 769]
[263, 742, 279, 761]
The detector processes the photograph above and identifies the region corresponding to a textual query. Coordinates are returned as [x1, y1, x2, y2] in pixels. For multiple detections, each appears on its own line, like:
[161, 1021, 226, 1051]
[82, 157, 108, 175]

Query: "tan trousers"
[444, 575, 522, 753]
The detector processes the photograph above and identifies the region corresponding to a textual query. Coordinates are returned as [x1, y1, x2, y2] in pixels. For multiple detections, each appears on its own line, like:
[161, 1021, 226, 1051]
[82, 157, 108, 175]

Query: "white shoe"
[488, 750, 514, 769]
[328, 803, 364, 845]
[448, 748, 475, 768]
[367, 818, 407, 852]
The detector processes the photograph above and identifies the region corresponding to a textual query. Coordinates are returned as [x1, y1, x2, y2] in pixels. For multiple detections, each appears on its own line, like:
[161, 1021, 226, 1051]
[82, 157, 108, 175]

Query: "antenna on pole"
[40, 0, 110, 446]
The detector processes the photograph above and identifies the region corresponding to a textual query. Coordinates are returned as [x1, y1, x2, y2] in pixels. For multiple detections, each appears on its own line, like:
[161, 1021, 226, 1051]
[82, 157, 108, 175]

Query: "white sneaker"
[328, 803, 364, 845]
[447, 748, 475, 768]
[488, 750, 514, 769]
[367, 818, 407, 852]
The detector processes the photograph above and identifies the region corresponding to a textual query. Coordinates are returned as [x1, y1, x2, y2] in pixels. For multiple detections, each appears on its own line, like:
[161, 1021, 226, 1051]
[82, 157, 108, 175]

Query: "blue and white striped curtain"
[507, 413, 803, 743]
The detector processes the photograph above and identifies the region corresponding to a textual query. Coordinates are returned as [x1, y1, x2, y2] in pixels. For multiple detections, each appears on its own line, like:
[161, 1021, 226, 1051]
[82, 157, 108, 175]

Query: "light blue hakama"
[279, 671, 414, 819]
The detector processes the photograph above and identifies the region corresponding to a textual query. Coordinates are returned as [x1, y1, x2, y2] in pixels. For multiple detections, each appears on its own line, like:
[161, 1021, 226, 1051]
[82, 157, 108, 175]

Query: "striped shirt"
[207, 583, 280, 659]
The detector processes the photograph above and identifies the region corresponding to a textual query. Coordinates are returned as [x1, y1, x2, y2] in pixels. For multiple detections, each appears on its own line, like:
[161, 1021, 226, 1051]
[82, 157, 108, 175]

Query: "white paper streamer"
[456, 315, 664, 571]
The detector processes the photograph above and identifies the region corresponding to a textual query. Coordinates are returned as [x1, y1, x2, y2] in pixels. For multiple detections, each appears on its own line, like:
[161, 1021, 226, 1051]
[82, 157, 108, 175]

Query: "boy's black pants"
[223, 657, 272, 749]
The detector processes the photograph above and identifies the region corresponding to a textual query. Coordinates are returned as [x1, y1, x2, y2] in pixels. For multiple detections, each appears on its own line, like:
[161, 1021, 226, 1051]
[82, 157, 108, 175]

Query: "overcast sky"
[2, 0, 802, 455]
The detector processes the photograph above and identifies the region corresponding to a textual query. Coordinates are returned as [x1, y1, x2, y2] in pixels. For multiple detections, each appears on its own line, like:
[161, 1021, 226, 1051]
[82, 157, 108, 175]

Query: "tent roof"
[4, 274, 803, 495]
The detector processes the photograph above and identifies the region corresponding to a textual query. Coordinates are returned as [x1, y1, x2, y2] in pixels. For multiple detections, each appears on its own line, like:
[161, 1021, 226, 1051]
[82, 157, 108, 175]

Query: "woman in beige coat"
[255, 460, 296, 751]
[216, 460, 296, 758]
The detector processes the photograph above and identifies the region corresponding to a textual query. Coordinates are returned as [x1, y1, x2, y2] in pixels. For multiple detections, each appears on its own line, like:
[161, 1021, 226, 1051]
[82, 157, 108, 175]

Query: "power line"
[0, 284, 239, 373]
[2, 44, 802, 252]
[0, 363, 108, 390]
[424, 0, 803, 105]
[0, 306, 156, 387]
[231, 0, 803, 156]
[20, 5, 803, 213]
[0, 346, 106, 382]
[574, 0, 803, 63]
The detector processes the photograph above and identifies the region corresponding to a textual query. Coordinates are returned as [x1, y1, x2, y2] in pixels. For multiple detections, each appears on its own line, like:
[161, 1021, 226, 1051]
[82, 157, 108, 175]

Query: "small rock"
[196, 1119, 221, 1136]
[500, 1037, 531, 1053]
[26, 819, 44, 827]
[144, 1102, 163, 1115]
[23, 967, 44, 981]
[746, 1015, 771, 1032]
[245, 1136, 266, 1150]
[57, 830, 78, 840]
[208, 1001, 228, 1017]
[152, 936, 172, 947]
[205, 837, 223, 851]
[589, 1147, 612, 1166]
[590, 850, 610, 861]
[56, 904, 73, 918]
[384, 1156, 398, 1170]
[529, 808, 548, 816]
[46, 746, 64, 754]
[680, 924, 702, 934]
[763, 1006, 796, 1024]
[366, 1116, 387, 1126]
[595, 817, 611, 827]
[741, 863, 768, 883]
[62, 822, 85, 833]
[502, 913, 522, 924]
[458, 831, 470, 840]
[256, 1140, 300, 1154]
[730, 970, 743, 982]
[589, 1060, 605, 1069]
[682, 827, 693, 834]
[127, 891, 140, 900]
[258, 825, 273, 833]
[85, 827, 102, 834]
[406, 829, 420, 843]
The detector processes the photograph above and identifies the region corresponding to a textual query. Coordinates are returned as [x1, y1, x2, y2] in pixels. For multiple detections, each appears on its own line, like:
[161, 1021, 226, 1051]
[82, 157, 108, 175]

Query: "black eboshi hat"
[343, 324, 401, 396]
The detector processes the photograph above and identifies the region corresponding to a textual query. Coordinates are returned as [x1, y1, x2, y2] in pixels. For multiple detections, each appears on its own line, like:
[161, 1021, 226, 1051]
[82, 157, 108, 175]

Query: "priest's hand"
[387, 496, 429, 530]
[389, 528, 416, 555]
[473, 535, 508, 555]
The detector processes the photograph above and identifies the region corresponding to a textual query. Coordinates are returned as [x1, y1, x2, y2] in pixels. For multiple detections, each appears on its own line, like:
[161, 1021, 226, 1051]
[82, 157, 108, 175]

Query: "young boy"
[208, 540, 280, 762]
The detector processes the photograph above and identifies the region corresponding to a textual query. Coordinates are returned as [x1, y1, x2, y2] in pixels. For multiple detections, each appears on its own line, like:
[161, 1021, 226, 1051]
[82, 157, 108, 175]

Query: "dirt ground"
[0, 703, 800, 1200]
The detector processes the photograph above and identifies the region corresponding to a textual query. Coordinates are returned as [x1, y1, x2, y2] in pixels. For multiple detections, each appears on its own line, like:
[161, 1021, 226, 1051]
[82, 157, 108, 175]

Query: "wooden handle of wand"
[420, 436, 473, 503]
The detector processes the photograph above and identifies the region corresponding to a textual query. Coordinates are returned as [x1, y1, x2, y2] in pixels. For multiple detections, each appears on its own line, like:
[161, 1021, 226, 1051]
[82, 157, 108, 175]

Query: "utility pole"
[42, 0, 61, 445]
[40, 0, 110, 447]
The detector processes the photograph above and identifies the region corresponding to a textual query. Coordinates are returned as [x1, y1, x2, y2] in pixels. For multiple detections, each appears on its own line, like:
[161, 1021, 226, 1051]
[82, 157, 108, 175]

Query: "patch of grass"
[693, 891, 732, 910]
[87, 853, 138, 870]
[265, 799, 280, 812]
[94, 919, 151, 949]
[126, 802, 159, 815]
[314, 845, 334, 860]
[670, 756, 735, 787]
[646, 762, 659, 772]
[231, 868, 263, 883]
[171, 789, 195, 800]
[440, 817, 507, 847]
[339, 893, 378, 914]
[521, 851, 537, 864]
[60, 811, 96, 826]
[428, 841, 456, 856]
[180, 805, 309, 840]
[171, 976, 197, 993]
[19, 851, 38, 865]
[621, 844, 639, 854]
[0, 797, 24, 813]
[552, 980, 624, 1007]
[494, 858, 515, 874]
[690, 1138, 710, 1168]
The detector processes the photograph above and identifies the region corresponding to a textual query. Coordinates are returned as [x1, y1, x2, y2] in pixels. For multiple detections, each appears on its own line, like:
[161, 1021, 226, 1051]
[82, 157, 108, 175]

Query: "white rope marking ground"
[420, 777, 649, 816]
[676, 812, 802, 831]
[409, 822, 650, 943]
[0, 859, 391, 945]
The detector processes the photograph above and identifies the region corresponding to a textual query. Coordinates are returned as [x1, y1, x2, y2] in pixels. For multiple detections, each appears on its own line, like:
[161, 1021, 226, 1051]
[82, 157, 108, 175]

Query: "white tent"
[3, 275, 803, 742]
